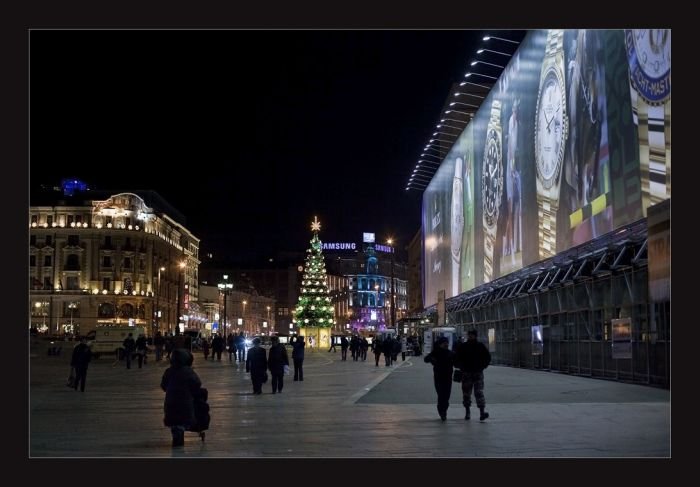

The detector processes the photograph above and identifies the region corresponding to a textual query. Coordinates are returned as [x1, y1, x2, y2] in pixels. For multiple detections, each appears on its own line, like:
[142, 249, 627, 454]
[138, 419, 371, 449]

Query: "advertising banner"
[422, 29, 671, 306]
[612, 317, 633, 359]
[531, 324, 543, 355]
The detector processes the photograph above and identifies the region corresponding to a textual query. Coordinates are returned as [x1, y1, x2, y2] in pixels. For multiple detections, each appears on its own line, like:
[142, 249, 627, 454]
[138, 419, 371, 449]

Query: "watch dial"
[481, 129, 502, 226]
[632, 29, 671, 78]
[536, 69, 565, 184]
[451, 177, 464, 257]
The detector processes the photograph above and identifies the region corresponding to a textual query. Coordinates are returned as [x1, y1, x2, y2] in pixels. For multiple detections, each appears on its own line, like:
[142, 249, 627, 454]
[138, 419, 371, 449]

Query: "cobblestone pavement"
[30, 342, 670, 457]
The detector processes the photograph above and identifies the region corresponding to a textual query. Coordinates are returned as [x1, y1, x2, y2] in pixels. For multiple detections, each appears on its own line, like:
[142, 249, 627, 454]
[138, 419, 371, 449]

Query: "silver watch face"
[481, 128, 502, 227]
[535, 67, 566, 187]
[451, 177, 464, 258]
[626, 29, 671, 105]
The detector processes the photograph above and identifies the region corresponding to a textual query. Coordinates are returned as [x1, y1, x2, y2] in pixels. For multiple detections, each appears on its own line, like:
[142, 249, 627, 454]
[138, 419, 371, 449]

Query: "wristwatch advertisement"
[625, 29, 671, 214]
[482, 99, 503, 283]
[534, 29, 569, 259]
[450, 157, 464, 295]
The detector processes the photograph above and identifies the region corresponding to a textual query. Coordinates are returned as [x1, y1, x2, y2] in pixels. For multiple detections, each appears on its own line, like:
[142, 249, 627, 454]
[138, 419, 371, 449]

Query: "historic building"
[29, 183, 201, 336]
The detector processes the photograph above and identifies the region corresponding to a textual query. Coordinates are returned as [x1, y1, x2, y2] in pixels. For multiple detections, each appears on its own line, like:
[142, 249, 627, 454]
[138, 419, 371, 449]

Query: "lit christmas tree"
[293, 216, 335, 350]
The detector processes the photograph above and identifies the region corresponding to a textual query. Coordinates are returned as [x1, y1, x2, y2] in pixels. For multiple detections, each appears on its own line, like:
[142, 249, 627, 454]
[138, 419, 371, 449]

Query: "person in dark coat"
[245, 337, 268, 394]
[211, 333, 224, 361]
[235, 332, 246, 362]
[135, 334, 148, 368]
[372, 338, 383, 367]
[424, 336, 456, 421]
[360, 337, 369, 361]
[455, 329, 492, 421]
[201, 337, 210, 361]
[340, 336, 349, 361]
[154, 332, 165, 361]
[267, 336, 289, 394]
[227, 334, 236, 362]
[160, 348, 204, 447]
[350, 335, 359, 361]
[70, 337, 92, 392]
[123, 332, 136, 369]
[291, 335, 305, 381]
[383, 336, 394, 366]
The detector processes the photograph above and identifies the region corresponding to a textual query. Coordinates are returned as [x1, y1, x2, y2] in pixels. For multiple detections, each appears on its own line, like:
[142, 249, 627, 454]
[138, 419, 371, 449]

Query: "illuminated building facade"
[29, 182, 201, 336]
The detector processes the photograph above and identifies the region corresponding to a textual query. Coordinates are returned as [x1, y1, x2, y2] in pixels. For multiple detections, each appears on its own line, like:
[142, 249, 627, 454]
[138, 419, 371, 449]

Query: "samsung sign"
[322, 242, 357, 250]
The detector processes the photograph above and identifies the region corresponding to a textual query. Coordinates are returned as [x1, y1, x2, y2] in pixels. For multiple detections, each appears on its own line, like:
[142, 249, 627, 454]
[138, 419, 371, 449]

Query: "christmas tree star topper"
[311, 216, 321, 232]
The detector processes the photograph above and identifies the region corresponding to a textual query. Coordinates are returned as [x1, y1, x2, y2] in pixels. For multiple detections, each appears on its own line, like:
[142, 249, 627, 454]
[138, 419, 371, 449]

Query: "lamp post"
[68, 302, 77, 336]
[464, 71, 498, 81]
[387, 238, 396, 334]
[35, 301, 47, 331]
[267, 305, 272, 334]
[477, 48, 513, 57]
[155, 266, 165, 334]
[175, 260, 186, 336]
[470, 60, 505, 69]
[483, 35, 520, 44]
[242, 300, 247, 334]
[218, 275, 233, 340]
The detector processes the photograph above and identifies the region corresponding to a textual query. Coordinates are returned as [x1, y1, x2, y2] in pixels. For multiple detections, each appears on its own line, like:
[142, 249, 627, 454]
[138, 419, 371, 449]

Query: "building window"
[43, 277, 52, 289]
[102, 277, 111, 291]
[65, 254, 80, 271]
[44, 255, 51, 267]
[75, 215, 82, 224]
[98, 302, 115, 318]
[30, 235, 36, 246]
[120, 303, 134, 318]
[67, 235, 79, 246]
[123, 257, 132, 269]
[67, 215, 74, 226]
[66, 276, 80, 290]
[124, 278, 133, 293]
[31, 215, 38, 224]
[47, 215, 53, 226]
[46, 235, 52, 246]
[277, 307, 289, 316]
[103, 256, 112, 267]
[30, 255, 36, 267]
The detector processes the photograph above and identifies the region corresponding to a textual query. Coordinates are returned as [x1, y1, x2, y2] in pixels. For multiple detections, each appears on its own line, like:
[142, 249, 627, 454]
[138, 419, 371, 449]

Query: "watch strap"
[483, 225, 495, 283]
[631, 88, 671, 214]
[537, 192, 558, 259]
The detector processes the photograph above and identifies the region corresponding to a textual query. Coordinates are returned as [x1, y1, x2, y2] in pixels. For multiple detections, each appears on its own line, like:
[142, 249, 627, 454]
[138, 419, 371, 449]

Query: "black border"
[8, 0, 685, 483]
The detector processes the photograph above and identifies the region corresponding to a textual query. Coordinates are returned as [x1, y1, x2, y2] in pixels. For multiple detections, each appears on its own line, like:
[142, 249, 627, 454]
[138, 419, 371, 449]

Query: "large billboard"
[423, 29, 671, 306]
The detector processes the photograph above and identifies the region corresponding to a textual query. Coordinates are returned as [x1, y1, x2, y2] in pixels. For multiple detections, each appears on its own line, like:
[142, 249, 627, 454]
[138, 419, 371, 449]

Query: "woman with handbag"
[423, 336, 456, 421]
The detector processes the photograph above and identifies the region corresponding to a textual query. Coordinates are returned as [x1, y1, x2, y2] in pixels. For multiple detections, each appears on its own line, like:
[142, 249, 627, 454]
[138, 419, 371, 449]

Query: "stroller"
[189, 387, 211, 441]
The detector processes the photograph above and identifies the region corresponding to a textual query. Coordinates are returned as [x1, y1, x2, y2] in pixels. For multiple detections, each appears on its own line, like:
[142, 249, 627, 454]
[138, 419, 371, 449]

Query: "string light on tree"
[293, 216, 335, 350]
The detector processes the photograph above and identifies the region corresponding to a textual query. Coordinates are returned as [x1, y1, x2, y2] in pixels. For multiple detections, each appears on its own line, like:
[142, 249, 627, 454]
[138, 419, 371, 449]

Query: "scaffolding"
[424, 218, 670, 388]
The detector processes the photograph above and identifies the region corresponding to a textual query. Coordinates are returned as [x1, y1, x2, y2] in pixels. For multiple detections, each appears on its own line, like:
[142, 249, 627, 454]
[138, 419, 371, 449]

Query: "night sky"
[30, 30, 524, 263]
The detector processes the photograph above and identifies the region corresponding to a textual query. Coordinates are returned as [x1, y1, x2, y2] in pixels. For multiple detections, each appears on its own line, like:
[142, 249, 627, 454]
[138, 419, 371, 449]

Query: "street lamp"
[454, 92, 485, 99]
[464, 71, 498, 81]
[155, 266, 165, 334]
[483, 35, 520, 44]
[450, 101, 480, 109]
[218, 275, 233, 340]
[459, 80, 491, 90]
[387, 238, 396, 334]
[470, 60, 505, 69]
[242, 300, 247, 334]
[267, 305, 272, 334]
[175, 260, 186, 335]
[68, 302, 78, 336]
[477, 48, 513, 57]
[35, 301, 46, 331]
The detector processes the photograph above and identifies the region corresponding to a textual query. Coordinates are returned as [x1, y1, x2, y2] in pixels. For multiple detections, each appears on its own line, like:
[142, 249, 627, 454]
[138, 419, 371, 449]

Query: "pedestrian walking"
[245, 337, 268, 394]
[154, 331, 164, 361]
[400, 335, 408, 361]
[235, 332, 246, 362]
[455, 329, 491, 421]
[201, 337, 210, 361]
[424, 336, 456, 421]
[360, 337, 369, 361]
[340, 336, 349, 361]
[123, 333, 136, 369]
[328, 338, 337, 353]
[160, 349, 206, 447]
[268, 336, 289, 394]
[211, 333, 224, 361]
[70, 336, 92, 392]
[291, 335, 305, 381]
[383, 336, 394, 366]
[227, 334, 236, 362]
[135, 333, 148, 368]
[372, 338, 383, 367]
